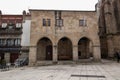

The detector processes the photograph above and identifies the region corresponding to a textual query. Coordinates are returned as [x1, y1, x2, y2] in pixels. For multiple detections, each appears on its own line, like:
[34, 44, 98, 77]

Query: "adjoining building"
[97, 0, 120, 58]
[29, 9, 101, 66]
[21, 11, 31, 61]
[0, 11, 23, 63]
[0, 10, 30, 64]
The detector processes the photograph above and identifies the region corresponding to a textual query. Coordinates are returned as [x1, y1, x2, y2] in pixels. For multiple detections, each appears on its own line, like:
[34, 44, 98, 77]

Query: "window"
[0, 39, 3, 46]
[7, 39, 11, 46]
[58, 11, 61, 19]
[7, 39, 14, 46]
[8, 26, 13, 29]
[47, 19, 51, 26]
[43, 19, 46, 26]
[55, 11, 63, 27]
[0, 39, 6, 46]
[43, 19, 51, 26]
[15, 39, 18, 46]
[11, 39, 14, 46]
[8, 23, 15, 29]
[16, 23, 22, 28]
[15, 38, 21, 46]
[3, 39, 6, 46]
[79, 19, 87, 26]
[17, 39, 21, 46]
[56, 19, 63, 27]
[2, 23, 7, 28]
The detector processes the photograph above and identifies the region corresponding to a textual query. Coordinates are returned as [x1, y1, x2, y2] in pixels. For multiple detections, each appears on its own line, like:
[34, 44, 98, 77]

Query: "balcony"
[0, 45, 21, 52]
[0, 48, 21, 52]
[0, 28, 22, 35]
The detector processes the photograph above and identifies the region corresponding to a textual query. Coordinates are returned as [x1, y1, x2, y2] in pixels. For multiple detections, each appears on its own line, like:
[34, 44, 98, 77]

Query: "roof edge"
[29, 9, 96, 12]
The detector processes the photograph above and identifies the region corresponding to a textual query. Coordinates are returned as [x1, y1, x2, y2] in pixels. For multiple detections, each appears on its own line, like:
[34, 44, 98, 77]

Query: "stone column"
[53, 45, 57, 63]
[93, 45, 101, 61]
[73, 45, 78, 61]
[4, 53, 10, 63]
[29, 46, 37, 66]
[107, 35, 114, 58]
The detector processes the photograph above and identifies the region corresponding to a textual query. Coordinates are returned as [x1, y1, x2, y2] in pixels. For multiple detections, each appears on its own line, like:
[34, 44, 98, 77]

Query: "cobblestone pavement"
[0, 60, 120, 80]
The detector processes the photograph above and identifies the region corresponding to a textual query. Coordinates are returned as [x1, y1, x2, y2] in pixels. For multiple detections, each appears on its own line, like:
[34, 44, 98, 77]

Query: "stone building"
[98, 0, 120, 58]
[29, 9, 101, 66]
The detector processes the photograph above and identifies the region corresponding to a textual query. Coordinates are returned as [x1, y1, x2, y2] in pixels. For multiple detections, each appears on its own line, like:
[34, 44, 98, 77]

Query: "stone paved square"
[0, 60, 120, 80]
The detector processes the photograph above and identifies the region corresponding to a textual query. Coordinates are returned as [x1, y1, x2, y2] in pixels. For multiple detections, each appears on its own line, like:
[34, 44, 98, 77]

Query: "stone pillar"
[73, 45, 78, 61]
[29, 46, 37, 66]
[53, 45, 58, 63]
[93, 45, 101, 61]
[4, 53, 10, 63]
[104, 1, 113, 34]
[107, 35, 114, 58]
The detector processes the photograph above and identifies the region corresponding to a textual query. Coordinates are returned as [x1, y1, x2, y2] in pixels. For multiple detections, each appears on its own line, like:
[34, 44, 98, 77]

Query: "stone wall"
[29, 10, 101, 66]
[98, 0, 120, 58]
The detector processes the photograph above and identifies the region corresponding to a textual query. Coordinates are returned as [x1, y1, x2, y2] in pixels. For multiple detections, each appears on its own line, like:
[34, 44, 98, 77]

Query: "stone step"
[35, 59, 93, 66]
[36, 61, 53, 66]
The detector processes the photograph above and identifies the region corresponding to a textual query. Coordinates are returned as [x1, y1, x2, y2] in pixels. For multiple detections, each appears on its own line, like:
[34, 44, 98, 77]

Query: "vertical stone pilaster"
[107, 36, 114, 57]
[4, 53, 10, 63]
[29, 46, 37, 66]
[93, 45, 101, 61]
[73, 45, 78, 61]
[53, 45, 58, 63]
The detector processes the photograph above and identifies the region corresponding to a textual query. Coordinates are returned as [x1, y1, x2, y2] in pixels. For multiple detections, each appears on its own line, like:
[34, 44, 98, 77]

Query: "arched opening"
[37, 37, 53, 61]
[58, 37, 73, 60]
[78, 37, 93, 59]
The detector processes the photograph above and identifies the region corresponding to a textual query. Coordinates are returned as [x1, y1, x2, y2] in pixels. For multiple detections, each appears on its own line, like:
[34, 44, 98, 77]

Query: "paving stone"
[0, 60, 120, 80]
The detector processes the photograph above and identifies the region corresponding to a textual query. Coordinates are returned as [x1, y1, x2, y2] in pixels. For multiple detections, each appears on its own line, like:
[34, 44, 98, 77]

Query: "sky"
[0, 0, 98, 14]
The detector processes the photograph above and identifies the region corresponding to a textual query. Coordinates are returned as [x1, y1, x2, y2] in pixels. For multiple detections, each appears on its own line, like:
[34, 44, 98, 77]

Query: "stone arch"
[78, 37, 93, 59]
[37, 37, 53, 61]
[56, 36, 74, 46]
[77, 36, 93, 44]
[36, 36, 54, 46]
[57, 37, 73, 60]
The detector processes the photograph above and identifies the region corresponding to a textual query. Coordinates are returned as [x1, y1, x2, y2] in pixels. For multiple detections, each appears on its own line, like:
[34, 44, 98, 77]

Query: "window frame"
[43, 18, 51, 27]
[47, 19, 51, 26]
[56, 19, 63, 27]
[16, 23, 22, 28]
[79, 19, 87, 27]
[43, 18, 46, 26]
[2, 23, 7, 28]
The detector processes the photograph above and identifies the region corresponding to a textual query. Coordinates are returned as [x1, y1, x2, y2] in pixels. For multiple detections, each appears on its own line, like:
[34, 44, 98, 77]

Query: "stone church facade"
[98, 0, 120, 58]
[29, 9, 101, 66]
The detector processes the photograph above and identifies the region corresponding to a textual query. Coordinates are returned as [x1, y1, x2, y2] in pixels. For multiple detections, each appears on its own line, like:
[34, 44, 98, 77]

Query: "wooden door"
[10, 53, 19, 63]
[0, 53, 4, 60]
[46, 45, 52, 60]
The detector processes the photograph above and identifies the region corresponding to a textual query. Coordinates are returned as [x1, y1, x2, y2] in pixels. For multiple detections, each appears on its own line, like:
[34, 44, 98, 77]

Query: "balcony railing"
[0, 45, 21, 52]
[0, 28, 22, 35]
[0, 48, 21, 52]
[0, 45, 21, 48]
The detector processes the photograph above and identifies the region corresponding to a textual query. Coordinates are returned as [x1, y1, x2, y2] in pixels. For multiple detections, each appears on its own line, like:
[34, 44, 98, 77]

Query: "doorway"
[58, 37, 73, 60]
[78, 37, 92, 59]
[46, 45, 52, 60]
[37, 37, 53, 61]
